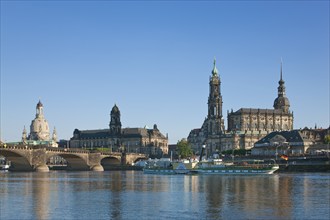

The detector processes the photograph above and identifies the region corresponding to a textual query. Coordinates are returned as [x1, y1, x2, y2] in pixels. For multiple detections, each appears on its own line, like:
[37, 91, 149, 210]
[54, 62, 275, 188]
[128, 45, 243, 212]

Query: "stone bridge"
[0, 144, 147, 172]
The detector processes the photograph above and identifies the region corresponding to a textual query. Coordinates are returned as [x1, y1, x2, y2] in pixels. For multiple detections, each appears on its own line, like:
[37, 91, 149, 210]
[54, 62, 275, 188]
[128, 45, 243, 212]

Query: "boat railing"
[233, 163, 278, 169]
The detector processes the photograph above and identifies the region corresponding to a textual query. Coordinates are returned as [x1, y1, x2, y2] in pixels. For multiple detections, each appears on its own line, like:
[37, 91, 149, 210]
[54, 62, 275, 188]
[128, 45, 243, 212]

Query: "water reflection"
[32, 173, 51, 220]
[0, 172, 329, 220]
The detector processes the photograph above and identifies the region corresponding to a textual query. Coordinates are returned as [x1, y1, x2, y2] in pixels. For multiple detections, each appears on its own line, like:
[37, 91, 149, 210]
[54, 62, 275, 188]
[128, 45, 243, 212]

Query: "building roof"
[230, 108, 290, 115]
[254, 130, 304, 147]
[75, 129, 110, 139]
[72, 127, 167, 140]
[122, 127, 167, 139]
[212, 59, 218, 76]
[37, 100, 43, 108]
[122, 128, 148, 138]
[111, 104, 120, 114]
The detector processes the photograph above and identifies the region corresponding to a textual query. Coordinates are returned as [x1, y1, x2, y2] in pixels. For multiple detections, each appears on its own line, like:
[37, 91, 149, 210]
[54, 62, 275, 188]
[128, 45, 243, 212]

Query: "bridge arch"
[46, 153, 90, 171]
[132, 156, 148, 164]
[100, 156, 121, 170]
[0, 150, 33, 171]
[126, 154, 148, 165]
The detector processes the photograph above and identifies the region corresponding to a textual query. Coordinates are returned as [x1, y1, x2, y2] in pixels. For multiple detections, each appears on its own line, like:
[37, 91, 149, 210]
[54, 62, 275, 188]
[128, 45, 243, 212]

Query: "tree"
[176, 139, 193, 159]
[325, 135, 330, 144]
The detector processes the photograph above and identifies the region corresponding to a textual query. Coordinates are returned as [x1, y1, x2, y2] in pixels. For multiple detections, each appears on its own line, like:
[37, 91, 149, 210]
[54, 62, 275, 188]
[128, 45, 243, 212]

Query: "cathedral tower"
[109, 104, 122, 136]
[208, 59, 223, 119]
[273, 61, 290, 113]
[202, 59, 225, 136]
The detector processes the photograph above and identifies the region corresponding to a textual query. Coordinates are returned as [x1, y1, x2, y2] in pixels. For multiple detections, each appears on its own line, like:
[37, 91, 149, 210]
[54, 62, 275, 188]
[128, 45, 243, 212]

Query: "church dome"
[273, 96, 290, 111]
[29, 100, 50, 141]
[29, 118, 50, 141]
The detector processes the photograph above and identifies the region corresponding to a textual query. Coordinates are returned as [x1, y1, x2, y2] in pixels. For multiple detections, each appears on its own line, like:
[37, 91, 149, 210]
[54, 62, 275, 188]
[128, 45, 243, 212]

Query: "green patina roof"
[212, 58, 218, 76]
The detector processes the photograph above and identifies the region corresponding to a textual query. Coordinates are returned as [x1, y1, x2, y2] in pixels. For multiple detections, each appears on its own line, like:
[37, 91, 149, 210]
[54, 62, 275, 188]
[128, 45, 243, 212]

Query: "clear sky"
[1, 1, 329, 144]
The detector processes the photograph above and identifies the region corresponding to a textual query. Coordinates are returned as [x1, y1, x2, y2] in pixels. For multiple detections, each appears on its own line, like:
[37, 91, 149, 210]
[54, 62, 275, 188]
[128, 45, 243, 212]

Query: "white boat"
[0, 164, 10, 170]
[172, 161, 198, 174]
[143, 158, 176, 175]
[193, 159, 279, 175]
[143, 167, 177, 175]
[0, 160, 10, 171]
[143, 160, 198, 175]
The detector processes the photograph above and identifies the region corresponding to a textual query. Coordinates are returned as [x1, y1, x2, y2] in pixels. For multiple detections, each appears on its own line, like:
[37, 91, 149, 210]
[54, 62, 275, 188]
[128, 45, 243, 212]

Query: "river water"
[0, 171, 329, 220]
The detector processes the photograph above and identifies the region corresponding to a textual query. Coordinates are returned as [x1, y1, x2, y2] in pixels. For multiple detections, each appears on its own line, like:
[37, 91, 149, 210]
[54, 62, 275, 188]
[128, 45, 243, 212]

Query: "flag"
[281, 154, 289, 161]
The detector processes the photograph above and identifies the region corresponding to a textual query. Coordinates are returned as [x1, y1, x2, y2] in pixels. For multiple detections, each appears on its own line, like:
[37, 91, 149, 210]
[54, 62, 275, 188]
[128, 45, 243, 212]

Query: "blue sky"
[1, 1, 329, 144]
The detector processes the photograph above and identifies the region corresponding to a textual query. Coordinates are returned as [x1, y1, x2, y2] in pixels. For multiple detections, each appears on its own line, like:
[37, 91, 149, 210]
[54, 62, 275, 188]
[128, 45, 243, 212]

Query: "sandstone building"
[21, 100, 58, 147]
[252, 127, 330, 156]
[69, 105, 168, 156]
[188, 60, 294, 155]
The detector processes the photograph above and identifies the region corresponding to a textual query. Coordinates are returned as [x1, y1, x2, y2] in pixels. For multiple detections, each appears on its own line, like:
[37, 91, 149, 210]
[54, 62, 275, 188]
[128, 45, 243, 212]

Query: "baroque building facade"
[69, 105, 168, 156]
[252, 127, 330, 156]
[21, 100, 58, 147]
[187, 60, 293, 155]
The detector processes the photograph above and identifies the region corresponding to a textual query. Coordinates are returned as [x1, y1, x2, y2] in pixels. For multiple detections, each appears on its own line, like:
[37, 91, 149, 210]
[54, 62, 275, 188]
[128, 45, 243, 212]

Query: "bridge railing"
[0, 144, 34, 150]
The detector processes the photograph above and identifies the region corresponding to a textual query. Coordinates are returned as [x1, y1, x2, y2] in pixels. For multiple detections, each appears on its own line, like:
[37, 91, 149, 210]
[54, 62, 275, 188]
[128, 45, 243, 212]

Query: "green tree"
[325, 135, 330, 144]
[176, 139, 193, 159]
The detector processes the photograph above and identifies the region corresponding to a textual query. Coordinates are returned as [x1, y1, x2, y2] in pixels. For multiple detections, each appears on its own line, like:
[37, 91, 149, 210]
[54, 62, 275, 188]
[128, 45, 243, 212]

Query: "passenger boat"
[172, 161, 198, 174]
[143, 167, 177, 175]
[0, 164, 10, 170]
[143, 158, 199, 175]
[191, 144, 279, 175]
[143, 161, 196, 175]
[193, 159, 279, 175]
[0, 160, 10, 171]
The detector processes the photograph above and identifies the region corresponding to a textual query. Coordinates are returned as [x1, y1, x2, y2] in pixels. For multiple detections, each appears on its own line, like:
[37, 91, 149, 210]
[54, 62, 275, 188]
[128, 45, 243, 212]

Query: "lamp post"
[275, 142, 279, 161]
[231, 129, 237, 163]
[286, 144, 291, 156]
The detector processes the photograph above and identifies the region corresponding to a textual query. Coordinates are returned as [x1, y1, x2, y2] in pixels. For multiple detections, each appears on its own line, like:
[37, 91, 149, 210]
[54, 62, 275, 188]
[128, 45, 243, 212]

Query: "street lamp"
[231, 129, 237, 162]
[274, 142, 279, 160]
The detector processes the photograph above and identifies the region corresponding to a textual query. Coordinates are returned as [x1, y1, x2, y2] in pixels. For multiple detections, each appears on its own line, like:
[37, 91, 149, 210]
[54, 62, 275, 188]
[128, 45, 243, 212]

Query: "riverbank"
[234, 155, 330, 172]
[38, 155, 330, 172]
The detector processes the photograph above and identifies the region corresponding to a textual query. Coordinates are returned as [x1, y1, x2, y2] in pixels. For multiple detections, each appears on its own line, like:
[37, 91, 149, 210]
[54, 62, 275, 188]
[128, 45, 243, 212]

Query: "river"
[0, 171, 329, 220]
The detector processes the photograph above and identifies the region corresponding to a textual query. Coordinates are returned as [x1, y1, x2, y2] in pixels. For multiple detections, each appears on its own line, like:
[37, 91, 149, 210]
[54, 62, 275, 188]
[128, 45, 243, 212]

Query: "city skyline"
[1, 1, 329, 144]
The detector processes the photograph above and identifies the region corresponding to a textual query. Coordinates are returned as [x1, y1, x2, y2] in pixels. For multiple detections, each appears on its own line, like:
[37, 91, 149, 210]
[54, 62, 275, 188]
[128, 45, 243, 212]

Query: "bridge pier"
[35, 164, 49, 172]
[91, 165, 104, 171]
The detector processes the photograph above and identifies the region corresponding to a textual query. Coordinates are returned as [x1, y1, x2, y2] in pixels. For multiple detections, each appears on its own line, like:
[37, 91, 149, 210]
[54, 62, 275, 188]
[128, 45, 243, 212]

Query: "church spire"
[212, 58, 218, 76]
[278, 59, 285, 94]
[52, 127, 57, 142]
[22, 126, 27, 143]
[279, 58, 284, 85]
[273, 59, 290, 113]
